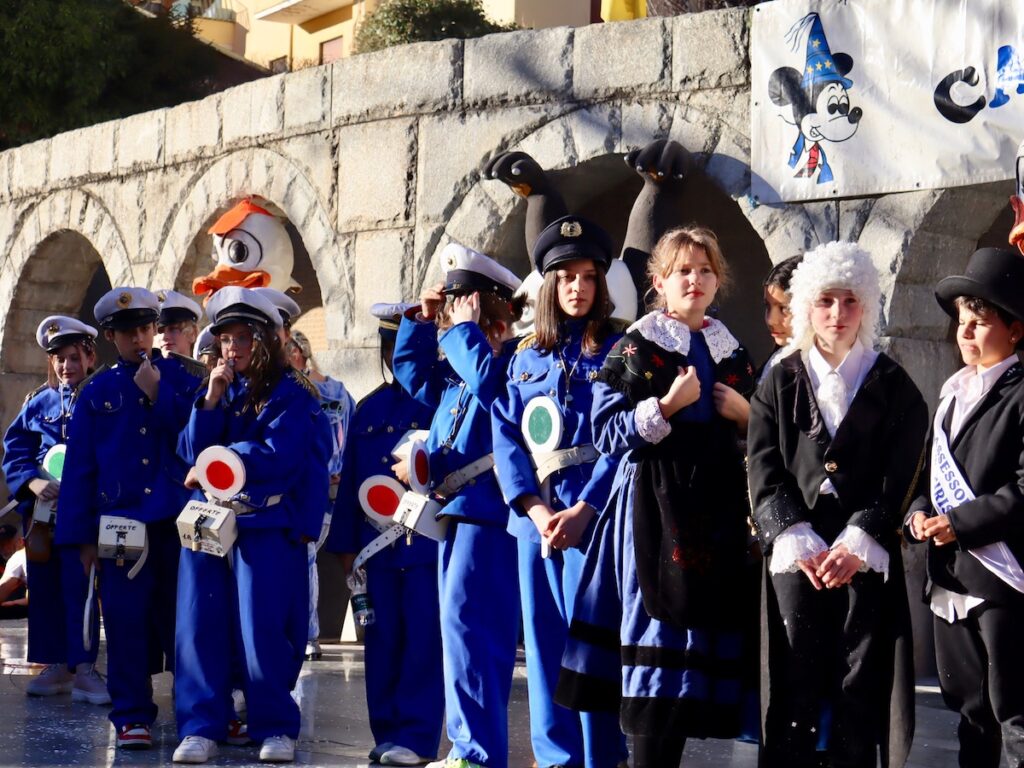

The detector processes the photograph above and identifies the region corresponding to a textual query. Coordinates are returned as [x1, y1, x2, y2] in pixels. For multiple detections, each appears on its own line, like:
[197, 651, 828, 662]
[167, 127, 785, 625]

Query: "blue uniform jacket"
[325, 381, 438, 567]
[393, 317, 514, 526]
[2, 385, 76, 519]
[55, 353, 202, 547]
[492, 325, 621, 542]
[178, 372, 327, 538]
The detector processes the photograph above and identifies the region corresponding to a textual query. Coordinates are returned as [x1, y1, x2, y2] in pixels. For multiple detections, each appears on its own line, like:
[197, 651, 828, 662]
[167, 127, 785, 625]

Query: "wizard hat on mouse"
[790, 13, 852, 91]
[193, 199, 300, 301]
[35, 316, 98, 353]
[205, 286, 283, 334]
[440, 242, 521, 300]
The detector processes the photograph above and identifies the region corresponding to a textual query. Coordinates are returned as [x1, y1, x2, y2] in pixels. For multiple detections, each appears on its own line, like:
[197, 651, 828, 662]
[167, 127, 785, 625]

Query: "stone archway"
[152, 147, 350, 349]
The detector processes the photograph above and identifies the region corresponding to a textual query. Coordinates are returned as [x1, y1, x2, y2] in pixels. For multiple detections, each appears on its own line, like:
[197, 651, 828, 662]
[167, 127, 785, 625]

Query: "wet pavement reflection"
[0, 620, 977, 767]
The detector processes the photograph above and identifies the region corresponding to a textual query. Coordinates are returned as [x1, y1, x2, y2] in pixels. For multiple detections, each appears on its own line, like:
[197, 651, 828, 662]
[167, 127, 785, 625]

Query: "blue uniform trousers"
[175, 528, 307, 741]
[100, 520, 179, 728]
[518, 539, 628, 768]
[439, 521, 520, 768]
[25, 545, 99, 669]
[364, 557, 444, 758]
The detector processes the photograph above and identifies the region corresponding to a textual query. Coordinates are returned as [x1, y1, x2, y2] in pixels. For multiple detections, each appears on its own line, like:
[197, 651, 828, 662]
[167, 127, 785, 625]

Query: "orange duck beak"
[193, 265, 272, 301]
[1010, 195, 1024, 255]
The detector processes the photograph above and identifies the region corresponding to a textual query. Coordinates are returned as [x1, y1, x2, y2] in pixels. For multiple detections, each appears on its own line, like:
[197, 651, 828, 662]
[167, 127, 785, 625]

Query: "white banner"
[751, 0, 1024, 204]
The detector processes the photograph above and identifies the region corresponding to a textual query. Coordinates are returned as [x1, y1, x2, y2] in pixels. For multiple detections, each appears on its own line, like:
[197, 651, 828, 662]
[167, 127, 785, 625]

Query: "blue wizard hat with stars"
[790, 13, 852, 91]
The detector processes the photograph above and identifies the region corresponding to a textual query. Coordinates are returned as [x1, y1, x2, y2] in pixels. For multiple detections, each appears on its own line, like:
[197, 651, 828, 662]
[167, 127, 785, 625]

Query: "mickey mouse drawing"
[768, 13, 862, 184]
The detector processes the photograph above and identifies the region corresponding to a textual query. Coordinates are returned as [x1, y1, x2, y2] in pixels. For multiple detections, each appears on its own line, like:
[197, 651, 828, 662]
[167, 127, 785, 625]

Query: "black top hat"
[935, 247, 1024, 323]
[533, 216, 613, 274]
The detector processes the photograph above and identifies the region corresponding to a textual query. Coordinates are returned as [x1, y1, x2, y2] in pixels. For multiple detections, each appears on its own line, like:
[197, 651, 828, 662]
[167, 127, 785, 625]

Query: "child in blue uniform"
[172, 287, 328, 764]
[55, 287, 203, 749]
[2, 316, 108, 704]
[326, 302, 443, 767]
[492, 217, 628, 768]
[393, 243, 524, 768]
[557, 227, 757, 768]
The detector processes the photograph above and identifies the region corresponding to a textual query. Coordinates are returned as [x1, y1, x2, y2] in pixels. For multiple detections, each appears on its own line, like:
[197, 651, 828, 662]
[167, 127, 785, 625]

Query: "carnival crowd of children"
[3, 198, 1024, 768]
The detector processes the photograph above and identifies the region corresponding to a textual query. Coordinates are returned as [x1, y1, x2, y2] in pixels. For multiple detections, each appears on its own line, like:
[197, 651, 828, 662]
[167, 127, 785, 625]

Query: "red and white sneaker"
[226, 718, 251, 746]
[117, 723, 152, 750]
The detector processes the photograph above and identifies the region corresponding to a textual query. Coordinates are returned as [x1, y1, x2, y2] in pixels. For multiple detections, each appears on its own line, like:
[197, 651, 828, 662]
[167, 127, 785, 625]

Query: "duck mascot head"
[193, 198, 300, 301]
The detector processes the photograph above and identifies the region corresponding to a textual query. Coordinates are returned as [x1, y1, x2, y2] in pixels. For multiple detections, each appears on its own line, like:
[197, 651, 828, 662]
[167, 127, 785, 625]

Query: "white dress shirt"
[927, 354, 1017, 622]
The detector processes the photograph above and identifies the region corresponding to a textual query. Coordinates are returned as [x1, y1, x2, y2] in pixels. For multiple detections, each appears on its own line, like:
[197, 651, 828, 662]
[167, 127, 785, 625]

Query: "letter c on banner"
[934, 66, 987, 124]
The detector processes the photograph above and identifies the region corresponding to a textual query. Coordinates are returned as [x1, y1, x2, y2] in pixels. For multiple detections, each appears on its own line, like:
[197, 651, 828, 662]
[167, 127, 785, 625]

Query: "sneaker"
[25, 664, 73, 696]
[424, 760, 483, 768]
[226, 718, 250, 746]
[173, 735, 218, 763]
[72, 665, 111, 705]
[259, 735, 295, 762]
[117, 723, 152, 750]
[369, 742, 396, 761]
[380, 745, 431, 765]
[304, 641, 322, 660]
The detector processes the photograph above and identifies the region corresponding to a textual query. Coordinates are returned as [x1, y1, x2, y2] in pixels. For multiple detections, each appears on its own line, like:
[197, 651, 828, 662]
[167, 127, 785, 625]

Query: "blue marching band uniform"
[325, 302, 444, 765]
[392, 243, 524, 768]
[55, 288, 202, 742]
[1, 317, 104, 699]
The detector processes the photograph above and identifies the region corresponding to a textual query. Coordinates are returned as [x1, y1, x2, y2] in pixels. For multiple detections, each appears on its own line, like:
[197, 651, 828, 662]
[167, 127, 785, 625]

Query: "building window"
[269, 56, 289, 74]
[320, 36, 344, 65]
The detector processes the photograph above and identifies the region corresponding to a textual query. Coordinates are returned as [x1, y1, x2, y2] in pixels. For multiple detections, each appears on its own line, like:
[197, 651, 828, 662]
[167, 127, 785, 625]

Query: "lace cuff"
[768, 522, 828, 575]
[832, 525, 890, 580]
[634, 397, 671, 444]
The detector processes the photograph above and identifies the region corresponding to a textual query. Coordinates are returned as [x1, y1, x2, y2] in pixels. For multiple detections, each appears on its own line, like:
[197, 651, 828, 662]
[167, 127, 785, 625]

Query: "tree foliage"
[0, 0, 228, 150]
[355, 0, 515, 54]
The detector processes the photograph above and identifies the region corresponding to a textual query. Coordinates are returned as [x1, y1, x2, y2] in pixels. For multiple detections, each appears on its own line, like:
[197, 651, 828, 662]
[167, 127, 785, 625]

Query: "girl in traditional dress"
[558, 226, 756, 767]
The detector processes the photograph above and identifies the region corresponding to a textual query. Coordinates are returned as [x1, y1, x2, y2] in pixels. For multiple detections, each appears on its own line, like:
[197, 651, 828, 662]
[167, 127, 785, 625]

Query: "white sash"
[930, 396, 1024, 593]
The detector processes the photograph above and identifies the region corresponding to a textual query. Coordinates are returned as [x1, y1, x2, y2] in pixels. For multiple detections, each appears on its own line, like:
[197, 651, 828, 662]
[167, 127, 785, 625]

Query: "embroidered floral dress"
[556, 311, 758, 739]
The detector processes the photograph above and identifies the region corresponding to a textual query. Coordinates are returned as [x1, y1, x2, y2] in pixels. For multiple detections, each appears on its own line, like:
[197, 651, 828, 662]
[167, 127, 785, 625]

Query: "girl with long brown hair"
[492, 216, 629, 768]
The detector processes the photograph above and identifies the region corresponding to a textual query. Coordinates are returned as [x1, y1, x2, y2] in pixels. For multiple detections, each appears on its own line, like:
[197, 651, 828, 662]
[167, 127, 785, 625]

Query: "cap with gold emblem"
[532, 215, 613, 275]
[93, 287, 161, 331]
[35, 315, 98, 353]
[371, 302, 416, 340]
[155, 289, 203, 328]
[253, 287, 301, 326]
[440, 242, 521, 301]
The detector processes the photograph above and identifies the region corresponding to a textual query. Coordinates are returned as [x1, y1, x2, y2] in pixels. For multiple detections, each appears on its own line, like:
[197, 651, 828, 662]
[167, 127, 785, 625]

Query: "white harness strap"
[434, 454, 495, 498]
[930, 395, 1024, 593]
[353, 525, 407, 571]
[531, 444, 600, 485]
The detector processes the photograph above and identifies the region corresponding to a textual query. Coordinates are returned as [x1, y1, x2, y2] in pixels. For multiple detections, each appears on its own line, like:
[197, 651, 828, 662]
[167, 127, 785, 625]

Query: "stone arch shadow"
[430, 101, 827, 362]
[152, 147, 351, 351]
[0, 190, 132, 442]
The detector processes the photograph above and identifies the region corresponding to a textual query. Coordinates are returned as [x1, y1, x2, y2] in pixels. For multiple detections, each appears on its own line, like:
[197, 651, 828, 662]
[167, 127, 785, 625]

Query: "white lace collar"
[627, 311, 740, 363]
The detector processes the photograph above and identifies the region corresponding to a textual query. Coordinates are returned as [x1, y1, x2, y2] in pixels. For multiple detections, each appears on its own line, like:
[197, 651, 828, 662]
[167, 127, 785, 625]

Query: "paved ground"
[0, 620, 987, 767]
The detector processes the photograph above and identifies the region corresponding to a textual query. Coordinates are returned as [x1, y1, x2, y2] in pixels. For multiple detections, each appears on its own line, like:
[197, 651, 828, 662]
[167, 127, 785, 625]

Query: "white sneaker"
[369, 742, 395, 761]
[173, 736, 218, 764]
[26, 664, 73, 696]
[72, 665, 111, 705]
[380, 745, 430, 765]
[259, 735, 295, 762]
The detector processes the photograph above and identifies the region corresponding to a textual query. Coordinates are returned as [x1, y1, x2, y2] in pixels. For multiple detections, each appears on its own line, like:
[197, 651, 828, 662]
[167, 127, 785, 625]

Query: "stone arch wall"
[0, 190, 132, 374]
[152, 147, 351, 340]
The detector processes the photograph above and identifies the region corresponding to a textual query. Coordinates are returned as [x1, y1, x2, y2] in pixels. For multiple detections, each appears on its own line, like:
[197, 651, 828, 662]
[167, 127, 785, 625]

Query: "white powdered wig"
[784, 240, 881, 354]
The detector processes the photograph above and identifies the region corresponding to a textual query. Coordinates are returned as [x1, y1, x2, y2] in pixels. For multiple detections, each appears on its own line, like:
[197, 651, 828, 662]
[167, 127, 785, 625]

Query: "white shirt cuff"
[768, 522, 828, 574]
[634, 397, 671, 444]
[832, 525, 890, 580]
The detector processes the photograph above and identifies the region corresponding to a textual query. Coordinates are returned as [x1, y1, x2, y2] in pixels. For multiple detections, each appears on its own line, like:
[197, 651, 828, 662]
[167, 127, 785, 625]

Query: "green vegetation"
[0, 0, 229, 150]
[355, 0, 516, 54]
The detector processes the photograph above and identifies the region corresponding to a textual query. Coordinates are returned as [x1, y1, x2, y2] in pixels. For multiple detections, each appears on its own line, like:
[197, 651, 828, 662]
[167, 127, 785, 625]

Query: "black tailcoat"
[748, 350, 929, 768]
